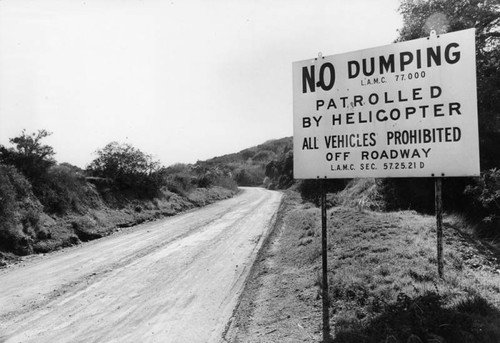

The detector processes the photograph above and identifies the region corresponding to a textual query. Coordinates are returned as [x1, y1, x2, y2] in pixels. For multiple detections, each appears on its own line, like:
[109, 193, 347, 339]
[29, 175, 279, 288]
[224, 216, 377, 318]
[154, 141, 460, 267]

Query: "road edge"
[220, 190, 291, 343]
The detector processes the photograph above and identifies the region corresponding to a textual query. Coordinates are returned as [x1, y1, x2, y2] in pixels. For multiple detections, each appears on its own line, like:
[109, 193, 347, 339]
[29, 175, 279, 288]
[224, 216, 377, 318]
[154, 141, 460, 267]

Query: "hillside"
[202, 137, 292, 166]
[196, 137, 292, 187]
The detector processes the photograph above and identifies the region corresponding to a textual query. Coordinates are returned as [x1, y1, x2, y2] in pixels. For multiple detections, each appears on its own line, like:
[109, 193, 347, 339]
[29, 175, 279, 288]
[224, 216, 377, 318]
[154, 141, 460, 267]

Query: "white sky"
[0, 0, 403, 168]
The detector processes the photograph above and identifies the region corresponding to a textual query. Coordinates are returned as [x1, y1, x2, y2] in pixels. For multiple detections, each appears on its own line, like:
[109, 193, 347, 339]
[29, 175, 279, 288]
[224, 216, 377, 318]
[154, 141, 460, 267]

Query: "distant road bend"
[0, 187, 282, 343]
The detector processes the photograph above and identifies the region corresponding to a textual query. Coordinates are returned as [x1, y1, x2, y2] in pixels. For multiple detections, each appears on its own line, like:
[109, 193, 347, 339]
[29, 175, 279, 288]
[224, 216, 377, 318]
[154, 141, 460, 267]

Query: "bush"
[87, 142, 164, 199]
[71, 217, 102, 242]
[0, 164, 41, 255]
[297, 179, 348, 205]
[166, 173, 197, 196]
[33, 164, 102, 215]
[378, 178, 435, 213]
[195, 164, 239, 191]
[197, 174, 213, 188]
[378, 177, 473, 214]
[252, 150, 276, 162]
[164, 163, 191, 174]
[211, 175, 238, 191]
[240, 149, 255, 161]
[334, 178, 385, 211]
[234, 166, 265, 186]
[265, 151, 294, 189]
[0, 166, 21, 227]
[464, 169, 500, 239]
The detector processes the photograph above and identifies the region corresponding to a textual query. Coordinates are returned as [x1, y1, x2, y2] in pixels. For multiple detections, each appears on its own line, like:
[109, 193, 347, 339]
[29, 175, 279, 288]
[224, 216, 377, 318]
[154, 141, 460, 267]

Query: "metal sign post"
[320, 178, 331, 341]
[435, 177, 444, 278]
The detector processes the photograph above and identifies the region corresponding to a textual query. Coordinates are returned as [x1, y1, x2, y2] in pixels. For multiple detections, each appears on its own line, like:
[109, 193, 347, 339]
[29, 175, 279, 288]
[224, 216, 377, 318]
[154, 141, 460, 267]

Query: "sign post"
[293, 29, 479, 338]
[320, 178, 330, 340]
[435, 177, 444, 278]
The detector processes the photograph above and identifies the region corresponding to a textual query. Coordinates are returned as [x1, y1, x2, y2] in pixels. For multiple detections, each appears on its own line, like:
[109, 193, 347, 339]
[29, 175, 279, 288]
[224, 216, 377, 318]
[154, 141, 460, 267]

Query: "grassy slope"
[40, 187, 237, 250]
[231, 191, 500, 343]
[201, 137, 292, 166]
[0, 186, 236, 266]
[327, 207, 500, 342]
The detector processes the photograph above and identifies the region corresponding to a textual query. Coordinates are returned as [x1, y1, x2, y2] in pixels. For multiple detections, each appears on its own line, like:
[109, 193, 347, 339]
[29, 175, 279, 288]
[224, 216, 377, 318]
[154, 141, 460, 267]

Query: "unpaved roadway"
[0, 188, 282, 343]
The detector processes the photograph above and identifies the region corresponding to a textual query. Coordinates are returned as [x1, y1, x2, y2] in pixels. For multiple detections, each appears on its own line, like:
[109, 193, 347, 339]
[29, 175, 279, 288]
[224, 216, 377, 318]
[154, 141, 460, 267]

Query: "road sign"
[293, 29, 479, 179]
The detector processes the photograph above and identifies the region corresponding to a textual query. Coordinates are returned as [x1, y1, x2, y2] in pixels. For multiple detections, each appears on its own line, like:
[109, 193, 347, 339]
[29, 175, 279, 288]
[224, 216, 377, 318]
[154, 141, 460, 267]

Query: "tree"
[397, 0, 500, 167]
[265, 151, 294, 189]
[87, 142, 163, 198]
[381, 1, 500, 219]
[0, 129, 56, 181]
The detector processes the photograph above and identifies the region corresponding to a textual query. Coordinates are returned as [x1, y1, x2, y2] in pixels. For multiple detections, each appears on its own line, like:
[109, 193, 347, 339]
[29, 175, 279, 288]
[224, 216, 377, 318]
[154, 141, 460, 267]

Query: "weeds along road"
[0, 187, 282, 343]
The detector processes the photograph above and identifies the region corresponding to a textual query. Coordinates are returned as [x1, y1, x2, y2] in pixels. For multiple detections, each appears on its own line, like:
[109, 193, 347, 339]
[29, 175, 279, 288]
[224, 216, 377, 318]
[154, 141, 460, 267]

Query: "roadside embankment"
[226, 191, 500, 343]
[0, 186, 237, 267]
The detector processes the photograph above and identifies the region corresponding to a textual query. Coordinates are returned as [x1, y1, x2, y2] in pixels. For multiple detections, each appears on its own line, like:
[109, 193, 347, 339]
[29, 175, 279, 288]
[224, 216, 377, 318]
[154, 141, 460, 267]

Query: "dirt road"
[0, 188, 282, 343]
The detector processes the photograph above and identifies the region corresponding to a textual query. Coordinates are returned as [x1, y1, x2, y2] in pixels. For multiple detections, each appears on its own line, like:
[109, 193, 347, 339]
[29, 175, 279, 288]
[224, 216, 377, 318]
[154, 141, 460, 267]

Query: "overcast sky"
[0, 0, 403, 168]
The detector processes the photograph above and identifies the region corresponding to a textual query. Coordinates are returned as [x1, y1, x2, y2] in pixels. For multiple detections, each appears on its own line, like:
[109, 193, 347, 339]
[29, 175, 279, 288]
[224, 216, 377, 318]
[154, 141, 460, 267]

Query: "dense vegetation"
[196, 137, 292, 187]
[0, 130, 238, 256]
[379, 0, 500, 238]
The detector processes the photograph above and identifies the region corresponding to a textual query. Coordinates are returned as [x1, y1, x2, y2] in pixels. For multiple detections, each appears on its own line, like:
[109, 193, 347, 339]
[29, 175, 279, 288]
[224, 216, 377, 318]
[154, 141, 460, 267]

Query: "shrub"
[32, 164, 103, 215]
[265, 151, 294, 189]
[464, 169, 500, 239]
[0, 164, 41, 255]
[0, 166, 19, 227]
[212, 175, 238, 191]
[166, 173, 197, 196]
[240, 149, 255, 161]
[87, 142, 164, 199]
[297, 179, 348, 205]
[252, 150, 276, 162]
[164, 163, 191, 174]
[71, 216, 102, 242]
[377, 178, 435, 213]
[197, 175, 212, 188]
[377, 177, 472, 214]
[334, 178, 385, 211]
[234, 166, 265, 186]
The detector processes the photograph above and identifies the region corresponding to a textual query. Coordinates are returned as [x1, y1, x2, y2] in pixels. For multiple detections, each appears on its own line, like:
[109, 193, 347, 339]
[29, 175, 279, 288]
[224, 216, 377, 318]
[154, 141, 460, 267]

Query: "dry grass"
[334, 179, 385, 212]
[22, 187, 237, 257]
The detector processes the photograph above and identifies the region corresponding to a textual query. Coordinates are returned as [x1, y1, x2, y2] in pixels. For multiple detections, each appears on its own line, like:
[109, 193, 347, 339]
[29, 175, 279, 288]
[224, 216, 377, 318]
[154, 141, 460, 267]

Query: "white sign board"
[293, 29, 480, 179]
